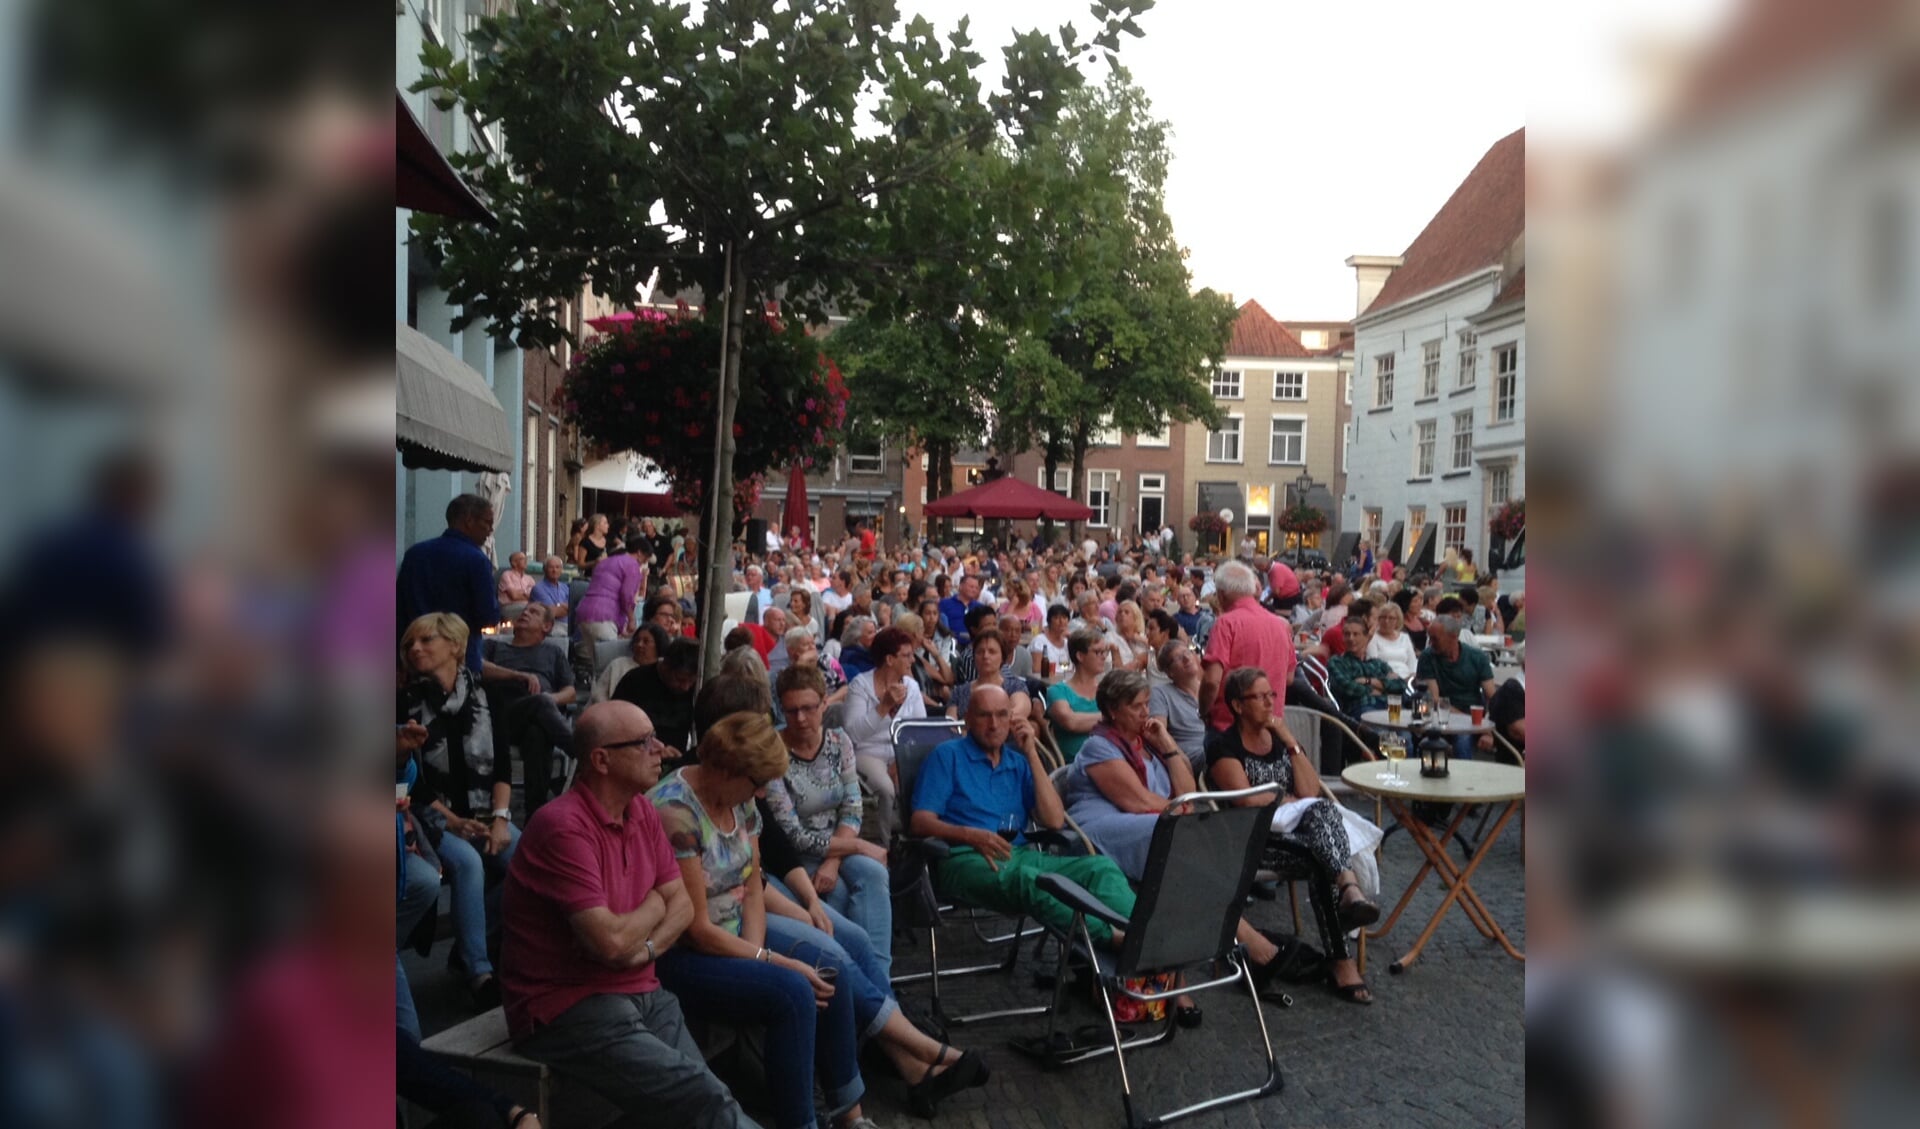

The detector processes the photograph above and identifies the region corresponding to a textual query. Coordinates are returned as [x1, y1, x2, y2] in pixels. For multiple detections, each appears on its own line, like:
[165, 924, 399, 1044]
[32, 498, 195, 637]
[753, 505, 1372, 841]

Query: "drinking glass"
[1387, 700, 1403, 725]
[997, 813, 1022, 843]
[1382, 737, 1407, 786]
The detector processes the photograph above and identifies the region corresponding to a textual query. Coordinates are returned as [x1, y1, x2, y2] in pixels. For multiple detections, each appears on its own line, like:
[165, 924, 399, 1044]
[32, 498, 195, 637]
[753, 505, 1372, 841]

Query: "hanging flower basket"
[1276, 503, 1327, 536]
[1489, 498, 1525, 540]
[556, 306, 847, 523]
[1188, 512, 1228, 536]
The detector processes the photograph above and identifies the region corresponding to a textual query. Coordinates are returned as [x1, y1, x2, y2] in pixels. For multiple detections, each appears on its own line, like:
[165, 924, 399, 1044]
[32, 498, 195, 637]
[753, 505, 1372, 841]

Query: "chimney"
[1345, 255, 1404, 317]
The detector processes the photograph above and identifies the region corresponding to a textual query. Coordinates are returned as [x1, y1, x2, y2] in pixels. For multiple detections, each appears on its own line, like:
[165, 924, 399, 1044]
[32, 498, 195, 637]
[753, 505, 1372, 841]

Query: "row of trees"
[411, 0, 1219, 671]
[833, 76, 1234, 544]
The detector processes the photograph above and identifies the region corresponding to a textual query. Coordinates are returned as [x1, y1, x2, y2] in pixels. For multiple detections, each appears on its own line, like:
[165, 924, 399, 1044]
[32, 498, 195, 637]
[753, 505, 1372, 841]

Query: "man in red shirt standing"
[1199, 560, 1304, 736]
[501, 702, 758, 1128]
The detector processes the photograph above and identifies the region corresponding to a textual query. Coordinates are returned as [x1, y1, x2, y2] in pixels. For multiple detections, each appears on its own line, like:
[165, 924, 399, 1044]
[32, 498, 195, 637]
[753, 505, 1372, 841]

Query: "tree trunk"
[697, 244, 747, 682]
[1067, 429, 1089, 546]
[1040, 432, 1059, 548]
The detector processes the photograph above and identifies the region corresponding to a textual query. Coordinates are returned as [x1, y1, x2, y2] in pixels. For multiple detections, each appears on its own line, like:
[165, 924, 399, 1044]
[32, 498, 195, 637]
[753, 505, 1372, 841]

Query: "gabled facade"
[1180, 300, 1352, 555]
[1344, 128, 1525, 579]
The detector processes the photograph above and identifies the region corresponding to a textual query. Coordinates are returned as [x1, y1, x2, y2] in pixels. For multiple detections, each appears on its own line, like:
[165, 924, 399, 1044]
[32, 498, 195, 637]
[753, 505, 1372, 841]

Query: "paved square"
[406, 812, 1524, 1127]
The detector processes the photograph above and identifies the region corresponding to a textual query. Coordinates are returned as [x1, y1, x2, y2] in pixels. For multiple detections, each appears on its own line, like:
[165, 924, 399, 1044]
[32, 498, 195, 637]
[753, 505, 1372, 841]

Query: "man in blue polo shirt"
[398, 493, 501, 674]
[910, 685, 1137, 949]
[938, 573, 987, 650]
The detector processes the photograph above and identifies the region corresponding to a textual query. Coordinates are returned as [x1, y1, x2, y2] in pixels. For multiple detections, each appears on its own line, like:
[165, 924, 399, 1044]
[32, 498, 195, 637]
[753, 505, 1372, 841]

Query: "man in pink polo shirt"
[501, 701, 759, 1128]
[1199, 560, 1301, 732]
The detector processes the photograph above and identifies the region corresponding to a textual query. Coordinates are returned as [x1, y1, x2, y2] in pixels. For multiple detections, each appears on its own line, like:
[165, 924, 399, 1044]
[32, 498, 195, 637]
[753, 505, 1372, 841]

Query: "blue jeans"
[656, 945, 863, 1129]
[810, 854, 892, 979]
[436, 822, 520, 979]
[396, 851, 441, 1041]
[763, 903, 898, 1043]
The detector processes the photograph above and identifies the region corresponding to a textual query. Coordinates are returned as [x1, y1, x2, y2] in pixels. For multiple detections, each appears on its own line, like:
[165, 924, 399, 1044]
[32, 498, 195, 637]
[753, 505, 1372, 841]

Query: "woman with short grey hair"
[834, 614, 879, 679]
[785, 624, 849, 706]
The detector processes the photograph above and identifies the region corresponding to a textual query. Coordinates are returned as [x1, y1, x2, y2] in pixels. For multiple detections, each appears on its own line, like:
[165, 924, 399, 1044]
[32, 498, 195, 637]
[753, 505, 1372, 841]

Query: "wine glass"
[997, 813, 1022, 844]
[1381, 735, 1407, 786]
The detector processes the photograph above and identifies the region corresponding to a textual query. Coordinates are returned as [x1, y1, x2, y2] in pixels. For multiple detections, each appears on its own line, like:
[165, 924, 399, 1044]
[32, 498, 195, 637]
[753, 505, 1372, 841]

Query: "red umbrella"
[782, 463, 810, 551]
[922, 475, 1092, 521]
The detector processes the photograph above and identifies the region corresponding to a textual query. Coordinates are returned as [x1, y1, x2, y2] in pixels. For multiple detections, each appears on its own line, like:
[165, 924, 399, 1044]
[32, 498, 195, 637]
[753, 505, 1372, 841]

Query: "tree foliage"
[412, 0, 1150, 671]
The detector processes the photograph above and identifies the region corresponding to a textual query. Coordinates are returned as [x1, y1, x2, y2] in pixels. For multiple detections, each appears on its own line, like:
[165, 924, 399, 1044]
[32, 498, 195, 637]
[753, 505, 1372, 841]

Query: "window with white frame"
[1086, 470, 1118, 527]
[1451, 411, 1473, 470]
[1091, 414, 1122, 447]
[1408, 506, 1427, 547]
[1421, 340, 1441, 398]
[1268, 417, 1305, 465]
[1487, 464, 1511, 508]
[1494, 344, 1518, 422]
[1457, 329, 1478, 388]
[1414, 419, 1436, 477]
[1273, 371, 1305, 400]
[1134, 421, 1170, 447]
[1342, 422, 1352, 473]
[1207, 416, 1243, 463]
[1038, 467, 1072, 492]
[1374, 353, 1395, 407]
[1342, 369, 1352, 405]
[547, 422, 559, 555]
[1211, 369, 1243, 399]
[848, 439, 883, 473]
[1364, 509, 1383, 549]
[1443, 505, 1468, 554]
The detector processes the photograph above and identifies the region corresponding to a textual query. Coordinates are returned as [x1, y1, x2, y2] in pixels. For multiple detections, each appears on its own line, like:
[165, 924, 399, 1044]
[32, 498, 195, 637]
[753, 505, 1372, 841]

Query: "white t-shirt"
[1029, 632, 1072, 673]
[1367, 631, 1418, 681]
[821, 588, 853, 615]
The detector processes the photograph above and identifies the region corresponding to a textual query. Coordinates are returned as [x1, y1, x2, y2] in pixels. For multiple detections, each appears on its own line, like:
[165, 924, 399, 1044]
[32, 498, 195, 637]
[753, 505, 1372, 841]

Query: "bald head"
[574, 700, 648, 762]
[964, 683, 1013, 753]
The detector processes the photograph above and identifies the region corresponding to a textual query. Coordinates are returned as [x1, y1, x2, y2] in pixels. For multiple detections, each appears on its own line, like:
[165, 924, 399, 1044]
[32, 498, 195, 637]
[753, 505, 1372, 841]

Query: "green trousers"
[936, 847, 1137, 946]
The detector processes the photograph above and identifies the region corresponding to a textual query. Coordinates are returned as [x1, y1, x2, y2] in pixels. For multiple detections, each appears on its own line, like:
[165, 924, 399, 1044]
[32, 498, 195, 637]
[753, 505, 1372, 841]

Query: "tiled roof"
[1363, 128, 1525, 317]
[1226, 299, 1314, 359]
[1670, 0, 1896, 127]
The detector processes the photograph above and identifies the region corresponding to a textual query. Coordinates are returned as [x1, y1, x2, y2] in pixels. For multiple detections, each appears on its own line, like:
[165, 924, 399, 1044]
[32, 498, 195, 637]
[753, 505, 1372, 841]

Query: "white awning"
[396, 323, 513, 473]
[581, 452, 672, 494]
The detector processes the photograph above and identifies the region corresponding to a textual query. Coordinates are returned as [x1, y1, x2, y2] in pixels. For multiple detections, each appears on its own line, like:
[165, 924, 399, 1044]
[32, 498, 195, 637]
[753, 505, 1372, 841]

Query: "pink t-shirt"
[1202, 598, 1298, 730]
[1378, 558, 1394, 583]
[501, 787, 680, 1038]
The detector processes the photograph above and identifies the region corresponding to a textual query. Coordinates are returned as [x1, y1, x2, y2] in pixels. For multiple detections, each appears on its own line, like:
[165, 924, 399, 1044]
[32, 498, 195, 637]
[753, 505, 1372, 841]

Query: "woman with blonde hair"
[1366, 600, 1418, 681]
[398, 613, 517, 1008]
[1104, 599, 1152, 673]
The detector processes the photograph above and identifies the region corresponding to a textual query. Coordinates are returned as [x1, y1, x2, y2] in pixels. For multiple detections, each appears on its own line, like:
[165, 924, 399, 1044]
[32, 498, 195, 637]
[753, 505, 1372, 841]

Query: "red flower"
[797, 413, 808, 425]
[732, 423, 744, 438]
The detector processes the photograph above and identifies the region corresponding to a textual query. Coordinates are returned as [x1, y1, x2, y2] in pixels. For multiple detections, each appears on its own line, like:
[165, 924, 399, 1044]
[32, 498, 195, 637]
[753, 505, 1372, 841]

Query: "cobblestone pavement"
[406, 810, 1524, 1128]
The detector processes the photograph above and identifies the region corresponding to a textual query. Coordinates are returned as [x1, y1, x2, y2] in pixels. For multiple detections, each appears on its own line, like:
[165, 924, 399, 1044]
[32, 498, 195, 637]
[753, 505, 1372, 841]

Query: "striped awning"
[396, 323, 513, 473]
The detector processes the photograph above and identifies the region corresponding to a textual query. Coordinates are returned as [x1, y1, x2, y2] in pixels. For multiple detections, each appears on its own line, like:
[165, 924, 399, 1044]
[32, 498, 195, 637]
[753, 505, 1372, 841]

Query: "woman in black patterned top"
[1205, 667, 1377, 1005]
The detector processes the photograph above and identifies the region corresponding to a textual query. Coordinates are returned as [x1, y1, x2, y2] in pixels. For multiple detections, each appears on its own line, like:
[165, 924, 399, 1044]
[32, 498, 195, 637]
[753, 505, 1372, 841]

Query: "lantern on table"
[1418, 727, 1451, 778]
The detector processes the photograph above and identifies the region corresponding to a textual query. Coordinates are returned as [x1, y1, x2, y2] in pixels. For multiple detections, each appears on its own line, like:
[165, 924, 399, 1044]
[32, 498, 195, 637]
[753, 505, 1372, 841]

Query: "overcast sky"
[933, 0, 1530, 321]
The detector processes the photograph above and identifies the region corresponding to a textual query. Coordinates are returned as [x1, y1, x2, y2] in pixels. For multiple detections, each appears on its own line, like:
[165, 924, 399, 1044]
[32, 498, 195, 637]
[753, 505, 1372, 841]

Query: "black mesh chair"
[888, 716, 1071, 1027]
[1017, 784, 1285, 1129]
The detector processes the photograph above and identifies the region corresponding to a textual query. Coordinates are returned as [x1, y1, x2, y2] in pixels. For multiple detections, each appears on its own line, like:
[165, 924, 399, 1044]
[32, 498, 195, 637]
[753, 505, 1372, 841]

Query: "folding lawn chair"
[1015, 783, 1285, 1128]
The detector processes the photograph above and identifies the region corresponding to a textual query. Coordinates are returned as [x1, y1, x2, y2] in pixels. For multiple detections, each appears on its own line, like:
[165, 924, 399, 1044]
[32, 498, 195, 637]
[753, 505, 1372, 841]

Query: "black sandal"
[1175, 1002, 1203, 1028]
[907, 1044, 984, 1117]
[1329, 972, 1374, 1006]
[1337, 882, 1380, 929]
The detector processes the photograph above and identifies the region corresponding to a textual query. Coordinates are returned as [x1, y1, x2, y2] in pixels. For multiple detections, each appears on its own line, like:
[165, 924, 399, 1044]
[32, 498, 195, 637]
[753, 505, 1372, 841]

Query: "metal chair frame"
[1018, 784, 1285, 1129]
[885, 716, 1059, 1027]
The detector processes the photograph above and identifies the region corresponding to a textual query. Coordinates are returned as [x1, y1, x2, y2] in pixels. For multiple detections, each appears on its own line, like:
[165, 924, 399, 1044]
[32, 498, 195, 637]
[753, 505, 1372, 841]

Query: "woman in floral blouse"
[765, 665, 893, 975]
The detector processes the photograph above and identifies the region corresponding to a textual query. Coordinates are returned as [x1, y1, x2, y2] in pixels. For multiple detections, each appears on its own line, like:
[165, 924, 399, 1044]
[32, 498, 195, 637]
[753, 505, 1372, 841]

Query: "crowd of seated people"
[396, 518, 1525, 1125]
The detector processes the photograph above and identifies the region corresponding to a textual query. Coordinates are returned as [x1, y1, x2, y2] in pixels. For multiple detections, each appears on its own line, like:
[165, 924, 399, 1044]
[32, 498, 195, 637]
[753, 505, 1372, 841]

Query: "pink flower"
[805, 398, 817, 411]
[611, 364, 625, 375]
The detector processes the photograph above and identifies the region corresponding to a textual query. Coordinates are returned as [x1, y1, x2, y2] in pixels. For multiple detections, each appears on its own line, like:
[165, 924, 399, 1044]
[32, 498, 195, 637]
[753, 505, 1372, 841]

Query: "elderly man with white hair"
[1198, 559, 1302, 737]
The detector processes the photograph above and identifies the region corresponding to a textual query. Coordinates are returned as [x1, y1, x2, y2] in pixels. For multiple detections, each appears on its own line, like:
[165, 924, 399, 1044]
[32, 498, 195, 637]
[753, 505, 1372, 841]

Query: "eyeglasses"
[604, 732, 664, 753]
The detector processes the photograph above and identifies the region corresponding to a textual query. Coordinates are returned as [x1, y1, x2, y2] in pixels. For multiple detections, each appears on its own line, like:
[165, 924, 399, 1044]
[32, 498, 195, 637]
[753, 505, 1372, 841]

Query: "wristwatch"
[490, 808, 512, 823]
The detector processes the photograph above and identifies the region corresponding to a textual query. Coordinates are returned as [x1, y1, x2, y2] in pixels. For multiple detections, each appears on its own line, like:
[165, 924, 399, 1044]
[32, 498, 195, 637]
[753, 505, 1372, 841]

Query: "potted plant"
[1489, 498, 1525, 541]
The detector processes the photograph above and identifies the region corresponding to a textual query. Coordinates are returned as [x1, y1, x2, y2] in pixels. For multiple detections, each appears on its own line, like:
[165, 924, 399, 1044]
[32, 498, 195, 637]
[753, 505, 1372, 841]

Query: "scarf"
[1091, 721, 1151, 790]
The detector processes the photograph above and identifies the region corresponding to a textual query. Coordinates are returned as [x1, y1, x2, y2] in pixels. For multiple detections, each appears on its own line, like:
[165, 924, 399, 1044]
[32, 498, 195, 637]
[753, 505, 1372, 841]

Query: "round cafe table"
[1341, 759, 1526, 973]
[1359, 707, 1494, 736]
